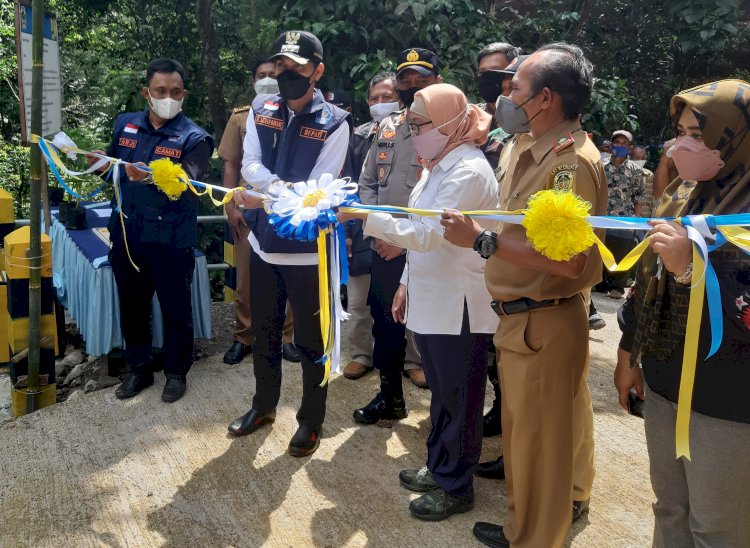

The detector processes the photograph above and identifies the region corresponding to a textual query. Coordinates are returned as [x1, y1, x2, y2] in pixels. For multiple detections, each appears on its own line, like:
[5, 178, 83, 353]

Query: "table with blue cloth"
[48, 202, 212, 357]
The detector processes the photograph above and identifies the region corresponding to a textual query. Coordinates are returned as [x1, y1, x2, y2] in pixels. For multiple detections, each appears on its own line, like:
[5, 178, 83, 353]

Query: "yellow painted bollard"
[4, 226, 58, 416]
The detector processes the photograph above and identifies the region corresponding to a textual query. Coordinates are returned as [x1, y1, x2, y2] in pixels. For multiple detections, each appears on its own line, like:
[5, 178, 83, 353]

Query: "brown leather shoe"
[406, 368, 428, 389]
[343, 360, 373, 380]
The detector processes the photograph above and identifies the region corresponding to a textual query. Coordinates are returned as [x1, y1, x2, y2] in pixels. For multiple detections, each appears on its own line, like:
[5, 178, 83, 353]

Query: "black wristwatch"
[473, 230, 498, 259]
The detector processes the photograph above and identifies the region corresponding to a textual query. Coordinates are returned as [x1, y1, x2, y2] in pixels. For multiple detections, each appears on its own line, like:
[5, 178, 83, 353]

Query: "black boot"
[115, 372, 154, 400]
[353, 393, 408, 424]
[162, 374, 186, 403]
[483, 357, 502, 437]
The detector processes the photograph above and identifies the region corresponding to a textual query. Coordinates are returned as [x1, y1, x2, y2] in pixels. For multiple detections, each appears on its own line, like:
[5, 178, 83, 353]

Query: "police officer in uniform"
[442, 43, 604, 548]
[341, 72, 401, 381]
[219, 60, 298, 366]
[351, 48, 441, 424]
[92, 58, 214, 403]
[228, 31, 351, 458]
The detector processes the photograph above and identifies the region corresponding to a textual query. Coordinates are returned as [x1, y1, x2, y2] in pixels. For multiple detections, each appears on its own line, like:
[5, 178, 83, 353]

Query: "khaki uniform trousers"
[495, 293, 595, 548]
[233, 223, 294, 346]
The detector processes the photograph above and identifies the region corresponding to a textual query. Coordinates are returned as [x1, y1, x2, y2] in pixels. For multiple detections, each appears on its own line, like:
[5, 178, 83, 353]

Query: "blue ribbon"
[39, 139, 109, 200]
[337, 223, 349, 286]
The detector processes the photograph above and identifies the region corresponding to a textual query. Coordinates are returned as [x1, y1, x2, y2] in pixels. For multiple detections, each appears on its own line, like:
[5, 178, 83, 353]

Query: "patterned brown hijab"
[631, 79, 750, 364]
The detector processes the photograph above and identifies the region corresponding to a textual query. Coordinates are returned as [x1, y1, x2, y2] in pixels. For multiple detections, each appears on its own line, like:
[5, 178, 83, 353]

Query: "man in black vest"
[228, 31, 352, 457]
[90, 58, 213, 404]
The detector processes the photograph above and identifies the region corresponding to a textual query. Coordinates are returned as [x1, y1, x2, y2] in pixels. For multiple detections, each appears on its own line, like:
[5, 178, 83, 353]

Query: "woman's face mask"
[409, 108, 466, 162]
[668, 135, 725, 181]
[632, 159, 647, 168]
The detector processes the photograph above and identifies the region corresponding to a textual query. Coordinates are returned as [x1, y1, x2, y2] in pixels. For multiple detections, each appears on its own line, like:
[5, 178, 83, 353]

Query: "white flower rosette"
[267, 173, 357, 241]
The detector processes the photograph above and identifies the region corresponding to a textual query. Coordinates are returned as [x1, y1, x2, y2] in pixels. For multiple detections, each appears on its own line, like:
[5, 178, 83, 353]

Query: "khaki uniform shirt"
[358, 109, 423, 208]
[218, 106, 250, 167]
[486, 119, 608, 302]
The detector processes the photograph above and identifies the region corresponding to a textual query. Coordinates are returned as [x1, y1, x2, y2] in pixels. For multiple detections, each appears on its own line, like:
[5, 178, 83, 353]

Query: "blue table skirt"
[48, 206, 212, 356]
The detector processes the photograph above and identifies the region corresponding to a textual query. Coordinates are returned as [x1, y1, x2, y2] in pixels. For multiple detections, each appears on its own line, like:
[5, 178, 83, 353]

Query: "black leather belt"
[491, 297, 562, 316]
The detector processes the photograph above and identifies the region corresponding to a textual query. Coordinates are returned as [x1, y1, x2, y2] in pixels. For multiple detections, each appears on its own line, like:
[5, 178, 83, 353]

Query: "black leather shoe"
[228, 408, 276, 436]
[409, 487, 474, 521]
[475, 455, 505, 480]
[473, 522, 509, 548]
[288, 425, 321, 457]
[282, 342, 303, 363]
[573, 498, 590, 522]
[162, 375, 186, 403]
[483, 403, 502, 437]
[223, 341, 253, 365]
[353, 393, 408, 424]
[115, 373, 154, 400]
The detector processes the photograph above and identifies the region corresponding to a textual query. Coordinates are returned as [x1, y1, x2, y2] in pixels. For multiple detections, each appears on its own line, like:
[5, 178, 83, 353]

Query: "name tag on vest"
[118, 137, 137, 149]
[255, 114, 284, 130]
[155, 146, 182, 159]
[300, 126, 327, 141]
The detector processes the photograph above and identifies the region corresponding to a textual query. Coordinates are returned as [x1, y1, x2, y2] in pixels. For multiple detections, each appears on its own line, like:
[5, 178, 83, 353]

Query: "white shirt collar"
[434, 143, 476, 173]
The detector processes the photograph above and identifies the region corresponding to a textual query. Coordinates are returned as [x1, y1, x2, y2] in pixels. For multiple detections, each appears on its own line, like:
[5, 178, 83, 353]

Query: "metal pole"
[27, 0, 45, 398]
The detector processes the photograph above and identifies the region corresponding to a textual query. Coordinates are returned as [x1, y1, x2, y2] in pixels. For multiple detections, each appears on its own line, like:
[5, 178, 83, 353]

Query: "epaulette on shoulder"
[232, 105, 251, 113]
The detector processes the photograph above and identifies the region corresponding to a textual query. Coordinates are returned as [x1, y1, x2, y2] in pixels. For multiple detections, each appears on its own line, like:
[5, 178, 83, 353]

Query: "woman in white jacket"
[340, 83, 499, 522]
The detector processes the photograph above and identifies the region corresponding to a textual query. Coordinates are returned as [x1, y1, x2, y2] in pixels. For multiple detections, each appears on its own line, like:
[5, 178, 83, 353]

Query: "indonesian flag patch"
[123, 123, 139, 134]
[264, 100, 280, 111]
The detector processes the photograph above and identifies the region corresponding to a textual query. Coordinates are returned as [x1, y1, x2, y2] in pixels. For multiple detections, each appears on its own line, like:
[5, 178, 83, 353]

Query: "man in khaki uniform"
[442, 43, 605, 548]
[220, 64, 297, 365]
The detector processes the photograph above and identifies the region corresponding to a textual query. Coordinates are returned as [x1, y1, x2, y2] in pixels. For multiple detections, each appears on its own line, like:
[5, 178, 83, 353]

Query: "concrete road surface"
[0, 295, 654, 547]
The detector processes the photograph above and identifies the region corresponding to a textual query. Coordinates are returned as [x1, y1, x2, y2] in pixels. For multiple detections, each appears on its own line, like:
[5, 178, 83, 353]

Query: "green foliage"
[582, 78, 638, 137]
[0, 137, 30, 219]
[668, 0, 741, 53]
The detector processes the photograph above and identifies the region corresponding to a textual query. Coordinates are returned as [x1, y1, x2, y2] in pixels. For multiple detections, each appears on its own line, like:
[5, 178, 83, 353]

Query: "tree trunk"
[195, 0, 227, 142]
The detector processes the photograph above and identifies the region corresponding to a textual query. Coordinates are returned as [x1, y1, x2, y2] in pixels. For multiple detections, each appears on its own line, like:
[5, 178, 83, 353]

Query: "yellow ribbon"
[317, 229, 333, 386]
[675, 244, 707, 460]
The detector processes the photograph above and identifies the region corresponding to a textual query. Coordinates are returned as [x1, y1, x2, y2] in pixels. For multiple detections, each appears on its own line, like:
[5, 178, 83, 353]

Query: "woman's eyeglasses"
[409, 120, 432, 135]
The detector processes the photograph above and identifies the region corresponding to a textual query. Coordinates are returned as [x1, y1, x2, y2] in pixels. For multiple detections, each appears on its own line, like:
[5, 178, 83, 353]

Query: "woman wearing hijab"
[615, 79, 750, 547]
[339, 83, 499, 521]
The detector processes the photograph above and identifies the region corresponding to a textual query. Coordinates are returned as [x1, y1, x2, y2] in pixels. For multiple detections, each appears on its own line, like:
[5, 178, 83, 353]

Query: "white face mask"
[369, 101, 400, 123]
[632, 159, 646, 168]
[148, 90, 183, 120]
[254, 77, 279, 95]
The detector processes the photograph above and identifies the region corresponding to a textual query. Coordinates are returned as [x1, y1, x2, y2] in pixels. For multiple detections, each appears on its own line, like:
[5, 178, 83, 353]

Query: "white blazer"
[364, 144, 499, 336]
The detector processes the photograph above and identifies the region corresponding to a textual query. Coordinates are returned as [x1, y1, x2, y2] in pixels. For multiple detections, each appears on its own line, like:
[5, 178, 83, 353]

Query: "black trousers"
[368, 252, 407, 401]
[415, 305, 489, 501]
[249, 251, 326, 429]
[109, 241, 195, 377]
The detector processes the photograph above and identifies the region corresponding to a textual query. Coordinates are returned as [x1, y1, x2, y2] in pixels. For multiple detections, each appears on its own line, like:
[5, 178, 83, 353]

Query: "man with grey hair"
[443, 42, 604, 548]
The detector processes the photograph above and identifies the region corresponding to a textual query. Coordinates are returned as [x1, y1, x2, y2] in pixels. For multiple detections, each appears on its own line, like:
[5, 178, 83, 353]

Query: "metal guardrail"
[15, 215, 231, 271]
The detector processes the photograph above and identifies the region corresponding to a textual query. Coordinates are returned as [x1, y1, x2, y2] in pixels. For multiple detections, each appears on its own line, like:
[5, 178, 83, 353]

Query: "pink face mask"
[669, 135, 725, 181]
[409, 108, 467, 162]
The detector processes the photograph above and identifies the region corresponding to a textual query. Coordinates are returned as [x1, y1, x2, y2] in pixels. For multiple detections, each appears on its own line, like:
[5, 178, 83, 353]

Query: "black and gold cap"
[396, 48, 440, 77]
[270, 30, 324, 65]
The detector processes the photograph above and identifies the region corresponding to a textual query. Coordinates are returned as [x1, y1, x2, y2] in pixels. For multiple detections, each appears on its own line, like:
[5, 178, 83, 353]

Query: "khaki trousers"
[233, 224, 293, 346]
[495, 294, 595, 548]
